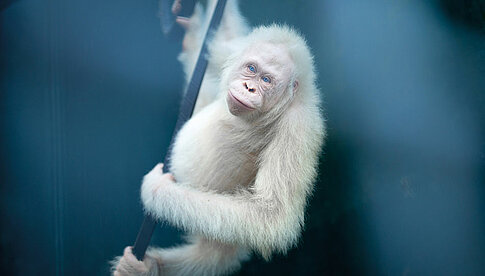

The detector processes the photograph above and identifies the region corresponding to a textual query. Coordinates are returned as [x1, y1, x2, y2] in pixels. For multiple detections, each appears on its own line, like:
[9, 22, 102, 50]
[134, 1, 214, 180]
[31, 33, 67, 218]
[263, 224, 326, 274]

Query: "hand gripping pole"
[132, 0, 227, 261]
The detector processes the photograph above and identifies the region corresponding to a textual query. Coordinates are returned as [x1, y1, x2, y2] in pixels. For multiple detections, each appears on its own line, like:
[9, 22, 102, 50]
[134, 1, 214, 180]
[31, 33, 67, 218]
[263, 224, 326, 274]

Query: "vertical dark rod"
[132, 0, 227, 261]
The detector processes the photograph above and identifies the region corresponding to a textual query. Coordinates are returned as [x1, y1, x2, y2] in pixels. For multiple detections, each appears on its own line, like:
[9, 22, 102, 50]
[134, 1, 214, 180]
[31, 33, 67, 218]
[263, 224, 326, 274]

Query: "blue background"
[1, 0, 484, 275]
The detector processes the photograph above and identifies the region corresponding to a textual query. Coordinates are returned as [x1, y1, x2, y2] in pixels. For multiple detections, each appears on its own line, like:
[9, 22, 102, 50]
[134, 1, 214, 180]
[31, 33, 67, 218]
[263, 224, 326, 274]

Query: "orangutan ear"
[293, 80, 299, 93]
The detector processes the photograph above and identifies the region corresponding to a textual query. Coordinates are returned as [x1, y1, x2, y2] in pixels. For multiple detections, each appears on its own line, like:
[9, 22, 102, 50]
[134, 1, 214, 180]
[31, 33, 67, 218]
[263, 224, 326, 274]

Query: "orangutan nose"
[243, 82, 256, 93]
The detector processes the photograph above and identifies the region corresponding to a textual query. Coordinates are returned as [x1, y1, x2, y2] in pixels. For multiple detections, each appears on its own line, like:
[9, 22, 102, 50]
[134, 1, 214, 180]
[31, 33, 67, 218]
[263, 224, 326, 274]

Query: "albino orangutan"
[112, 0, 325, 275]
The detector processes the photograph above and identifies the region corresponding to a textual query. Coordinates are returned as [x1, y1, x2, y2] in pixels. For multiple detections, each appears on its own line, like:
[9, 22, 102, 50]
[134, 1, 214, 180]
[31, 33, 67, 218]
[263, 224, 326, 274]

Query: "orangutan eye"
[262, 76, 271, 83]
[248, 64, 256, 73]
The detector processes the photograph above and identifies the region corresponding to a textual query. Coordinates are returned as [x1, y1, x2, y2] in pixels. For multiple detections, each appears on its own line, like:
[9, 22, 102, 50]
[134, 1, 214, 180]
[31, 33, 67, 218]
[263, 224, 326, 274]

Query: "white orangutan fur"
[112, 0, 325, 275]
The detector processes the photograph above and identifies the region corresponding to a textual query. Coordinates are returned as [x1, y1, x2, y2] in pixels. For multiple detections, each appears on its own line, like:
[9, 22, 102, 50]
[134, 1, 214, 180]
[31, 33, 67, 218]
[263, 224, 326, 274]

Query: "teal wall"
[1, 0, 484, 275]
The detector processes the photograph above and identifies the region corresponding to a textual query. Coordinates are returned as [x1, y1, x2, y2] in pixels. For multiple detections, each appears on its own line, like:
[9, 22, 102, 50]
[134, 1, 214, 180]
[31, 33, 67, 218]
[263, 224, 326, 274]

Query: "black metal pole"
[132, 0, 228, 261]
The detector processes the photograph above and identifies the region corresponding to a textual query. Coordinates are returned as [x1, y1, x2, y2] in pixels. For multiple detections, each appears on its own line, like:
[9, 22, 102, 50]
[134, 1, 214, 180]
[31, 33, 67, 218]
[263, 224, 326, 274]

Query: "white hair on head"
[247, 24, 318, 98]
[218, 24, 321, 125]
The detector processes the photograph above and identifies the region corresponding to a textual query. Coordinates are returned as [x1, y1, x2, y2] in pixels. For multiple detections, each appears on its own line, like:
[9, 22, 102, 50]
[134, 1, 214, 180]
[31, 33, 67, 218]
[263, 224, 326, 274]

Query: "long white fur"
[113, 0, 325, 275]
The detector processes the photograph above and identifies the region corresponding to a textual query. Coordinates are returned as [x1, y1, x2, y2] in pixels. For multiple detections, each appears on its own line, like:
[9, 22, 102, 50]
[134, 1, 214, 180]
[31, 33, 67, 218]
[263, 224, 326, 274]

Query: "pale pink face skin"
[225, 43, 295, 117]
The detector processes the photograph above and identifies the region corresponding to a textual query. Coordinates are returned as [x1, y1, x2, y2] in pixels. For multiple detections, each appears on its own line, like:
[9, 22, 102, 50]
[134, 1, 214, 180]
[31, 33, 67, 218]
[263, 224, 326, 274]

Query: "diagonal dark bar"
[132, 0, 228, 261]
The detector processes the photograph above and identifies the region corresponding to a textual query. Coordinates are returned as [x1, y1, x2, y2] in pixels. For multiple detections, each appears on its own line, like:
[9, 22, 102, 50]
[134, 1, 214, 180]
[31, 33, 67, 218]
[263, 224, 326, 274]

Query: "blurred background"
[1, 0, 484, 275]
